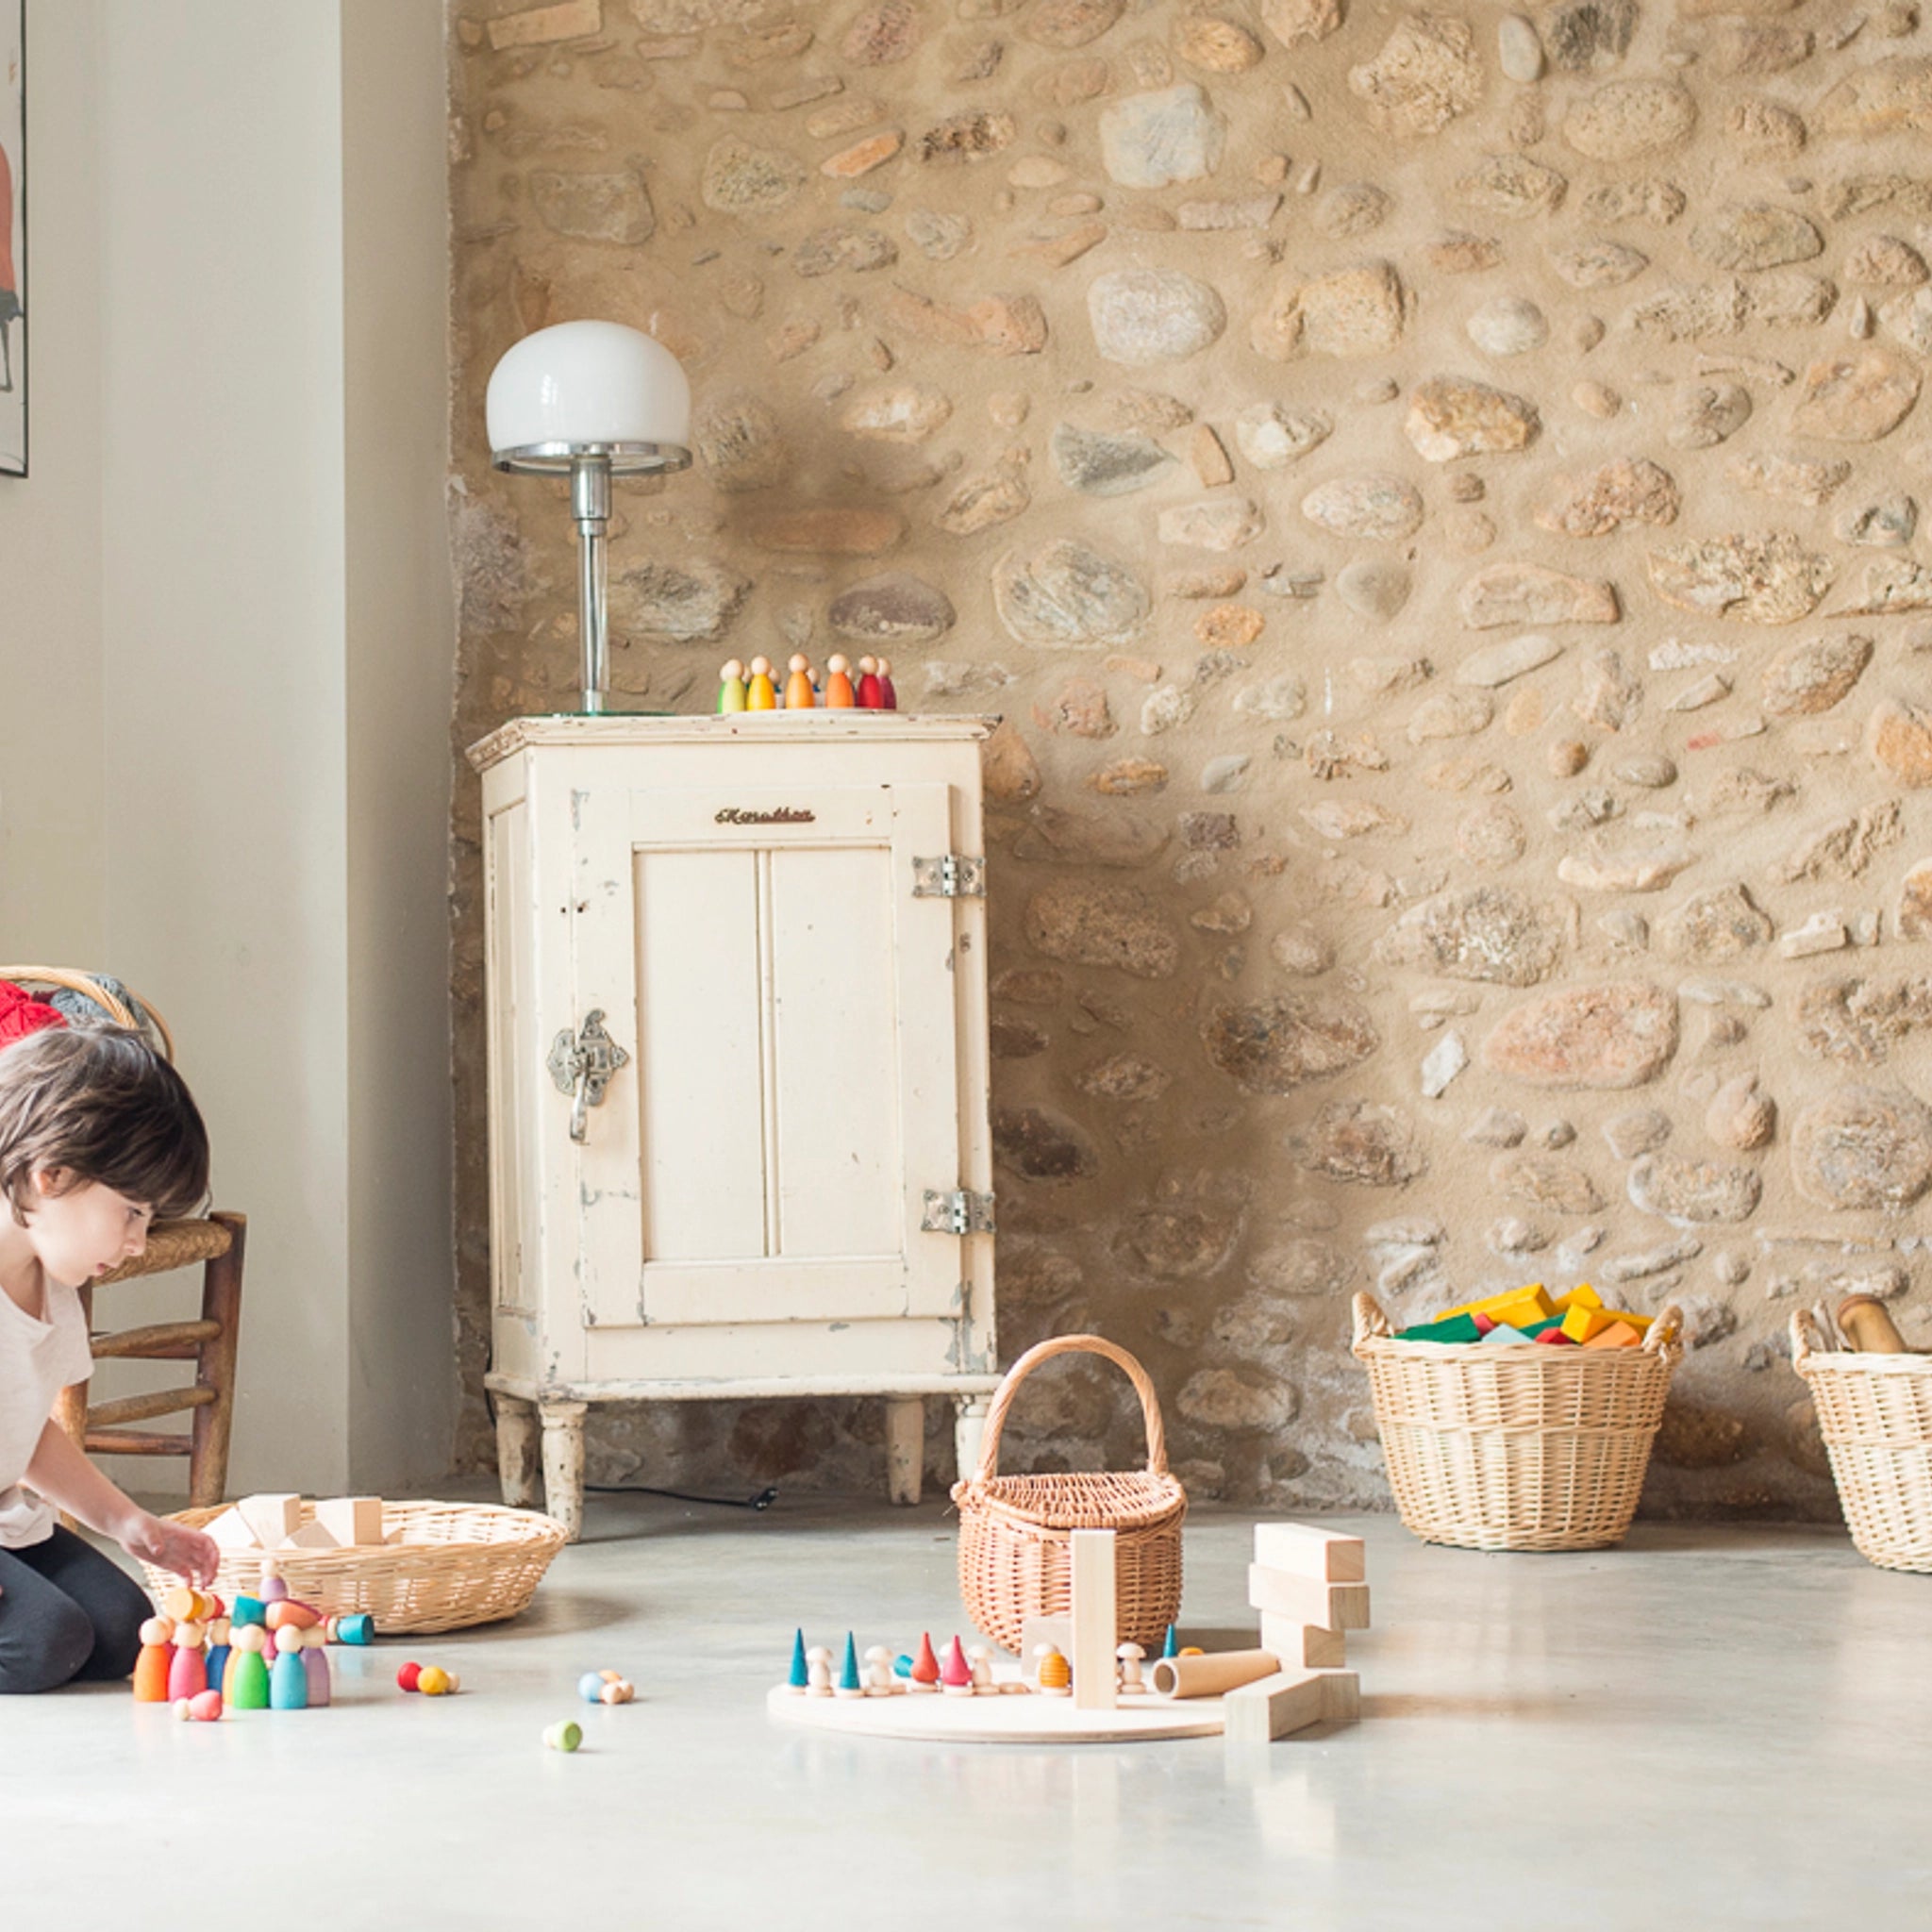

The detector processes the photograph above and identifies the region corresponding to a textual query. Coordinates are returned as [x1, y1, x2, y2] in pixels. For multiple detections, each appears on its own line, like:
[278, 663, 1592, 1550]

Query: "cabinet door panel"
[633, 847, 768, 1263]
[768, 844, 900, 1260]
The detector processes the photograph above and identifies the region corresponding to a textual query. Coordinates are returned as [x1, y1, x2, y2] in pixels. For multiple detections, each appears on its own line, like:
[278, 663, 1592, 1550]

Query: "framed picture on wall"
[0, 0, 22, 479]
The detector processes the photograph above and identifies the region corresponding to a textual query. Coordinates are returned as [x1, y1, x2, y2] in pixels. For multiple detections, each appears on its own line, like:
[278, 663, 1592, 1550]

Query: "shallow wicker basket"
[1352, 1291, 1684, 1553]
[952, 1334, 1187, 1655]
[144, 1500, 569, 1634]
[1790, 1309, 1932, 1573]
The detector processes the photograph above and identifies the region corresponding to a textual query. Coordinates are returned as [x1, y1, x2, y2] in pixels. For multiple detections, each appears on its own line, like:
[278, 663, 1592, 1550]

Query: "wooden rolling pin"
[1838, 1294, 1909, 1355]
[1150, 1649, 1283, 1699]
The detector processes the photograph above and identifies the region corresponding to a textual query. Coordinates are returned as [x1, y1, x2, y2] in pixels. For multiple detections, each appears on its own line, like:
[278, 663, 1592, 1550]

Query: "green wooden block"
[1395, 1312, 1484, 1344]
[1516, 1315, 1567, 1339]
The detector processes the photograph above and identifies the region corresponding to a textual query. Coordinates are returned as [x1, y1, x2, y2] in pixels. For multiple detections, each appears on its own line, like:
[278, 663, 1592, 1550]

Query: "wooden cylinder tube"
[1839, 1295, 1909, 1355]
[1150, 1649, 1282, 1700]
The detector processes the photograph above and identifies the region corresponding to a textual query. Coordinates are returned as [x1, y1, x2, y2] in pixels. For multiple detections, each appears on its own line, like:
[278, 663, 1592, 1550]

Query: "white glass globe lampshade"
[487, 320, 692, 475]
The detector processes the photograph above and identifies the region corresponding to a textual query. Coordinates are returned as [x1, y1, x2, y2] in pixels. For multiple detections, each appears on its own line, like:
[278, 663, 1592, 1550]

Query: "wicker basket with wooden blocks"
[145, 1498, 568, 1634]
[1353, 1289, 1684, 1553]
[952, 1334, 1186, 1654]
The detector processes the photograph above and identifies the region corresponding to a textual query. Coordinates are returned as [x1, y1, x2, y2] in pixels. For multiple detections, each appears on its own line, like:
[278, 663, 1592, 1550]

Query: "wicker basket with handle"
[0, 963, 175, 1059]
[1790, 1308, 1932, 1573]
[952, 1333, 1187, 1654]
[1352, 1291, 1684, 1553]
[144, 1499, 569, 1634]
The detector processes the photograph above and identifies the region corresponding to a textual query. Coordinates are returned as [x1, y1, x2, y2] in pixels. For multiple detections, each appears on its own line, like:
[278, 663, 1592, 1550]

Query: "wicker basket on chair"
[1790, 1308, 1932, 1573]
[952, 1333, 1186, 1654]
[1352, 1291, 1684, 1552]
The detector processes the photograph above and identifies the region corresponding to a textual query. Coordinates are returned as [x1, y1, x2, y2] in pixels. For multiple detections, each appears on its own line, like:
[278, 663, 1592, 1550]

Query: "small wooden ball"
[189, 1690, 225, 1723]
[397, 1661, 422, 1692]
[174, 1698, 194, 1721]
[599, 1679, 632, 1706]
[578, 1672, 606, 1704]
[417, 1665, 451, 1696]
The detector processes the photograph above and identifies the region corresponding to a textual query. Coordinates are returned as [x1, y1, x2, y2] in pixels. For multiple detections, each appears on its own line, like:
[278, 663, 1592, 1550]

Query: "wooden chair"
[53, 1213, 247, 1507]
[1, 967, 247, 1507]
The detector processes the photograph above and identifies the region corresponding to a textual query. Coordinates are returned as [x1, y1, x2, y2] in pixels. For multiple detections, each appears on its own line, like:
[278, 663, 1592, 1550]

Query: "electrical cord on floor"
[584, 1482, 780, 1511]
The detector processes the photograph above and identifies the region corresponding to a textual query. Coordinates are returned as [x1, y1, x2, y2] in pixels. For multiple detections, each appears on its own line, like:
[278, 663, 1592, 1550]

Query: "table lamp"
[487, 320, 692, 715]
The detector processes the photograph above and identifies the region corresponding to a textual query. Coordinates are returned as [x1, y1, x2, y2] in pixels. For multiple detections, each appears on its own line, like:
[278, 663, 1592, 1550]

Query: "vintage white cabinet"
[468, 713, 1001, 1537]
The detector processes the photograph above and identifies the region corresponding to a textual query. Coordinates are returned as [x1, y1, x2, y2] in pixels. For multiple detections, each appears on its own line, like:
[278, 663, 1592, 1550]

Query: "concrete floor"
[3, 1494, 1924, 1929]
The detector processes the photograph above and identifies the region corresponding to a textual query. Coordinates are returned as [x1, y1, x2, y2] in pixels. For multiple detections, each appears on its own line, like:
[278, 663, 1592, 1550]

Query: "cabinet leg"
[539, 1400, 590, 1542]
[954, 1395, 991, 1488]
[494, 1396, 541, 1509]
[884, 1396, 924, 1506]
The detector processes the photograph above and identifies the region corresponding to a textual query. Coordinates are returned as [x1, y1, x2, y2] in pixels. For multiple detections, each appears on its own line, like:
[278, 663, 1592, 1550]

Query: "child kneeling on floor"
[0, 1025, 219, 1692]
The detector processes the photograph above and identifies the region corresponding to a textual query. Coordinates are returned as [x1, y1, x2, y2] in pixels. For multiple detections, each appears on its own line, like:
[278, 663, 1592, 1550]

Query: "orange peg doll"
[824, 654, 857, 708]
[783, 654, 816, 709]
[132, 1617, 175, 1703]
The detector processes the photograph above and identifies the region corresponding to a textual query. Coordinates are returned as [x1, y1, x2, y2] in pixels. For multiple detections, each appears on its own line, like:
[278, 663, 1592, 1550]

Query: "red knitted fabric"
[0, 983, 68, 1049]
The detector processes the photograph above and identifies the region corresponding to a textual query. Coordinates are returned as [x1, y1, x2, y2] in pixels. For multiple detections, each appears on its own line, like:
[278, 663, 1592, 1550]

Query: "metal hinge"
[547, 1009, 630, 1143]
[912, 854, 986, 899]
[921, 1189, 996, 1236]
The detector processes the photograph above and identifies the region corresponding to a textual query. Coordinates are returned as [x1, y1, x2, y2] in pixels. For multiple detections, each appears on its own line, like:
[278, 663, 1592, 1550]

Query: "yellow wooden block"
[1440, 1284, 1552, 1324]
[1561, 1305, 1613, 1343]
[1606, 1307, 1651, 1331]
[1551, 1284, 1602, 1315]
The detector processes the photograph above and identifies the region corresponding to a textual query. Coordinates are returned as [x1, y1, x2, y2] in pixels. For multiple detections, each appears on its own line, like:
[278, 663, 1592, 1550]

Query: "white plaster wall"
[0, 0, 103, 965]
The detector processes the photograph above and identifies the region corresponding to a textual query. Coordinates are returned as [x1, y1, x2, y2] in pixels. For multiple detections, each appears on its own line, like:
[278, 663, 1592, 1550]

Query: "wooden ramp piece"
[1222, 1669, 1360, 1744]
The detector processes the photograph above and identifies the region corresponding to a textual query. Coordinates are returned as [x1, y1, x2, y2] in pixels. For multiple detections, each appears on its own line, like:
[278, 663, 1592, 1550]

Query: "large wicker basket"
[952, 1334, 1186, 1654]
[144, 1499, 569, 1634]
[1352, 1292, 1684, 1552]
[1790, 1309, 1932, 1573]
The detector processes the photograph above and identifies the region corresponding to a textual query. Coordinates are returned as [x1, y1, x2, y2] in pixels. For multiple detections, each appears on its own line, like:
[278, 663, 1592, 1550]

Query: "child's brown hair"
[0, 1025, 209, 1223]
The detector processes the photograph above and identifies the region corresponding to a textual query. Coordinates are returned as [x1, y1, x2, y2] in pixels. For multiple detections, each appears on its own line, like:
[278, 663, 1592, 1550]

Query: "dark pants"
[0, 1524, 151, 1693]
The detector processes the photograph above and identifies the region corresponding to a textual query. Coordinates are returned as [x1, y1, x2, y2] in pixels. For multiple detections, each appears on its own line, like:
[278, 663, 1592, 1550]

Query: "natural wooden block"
[205, 1507, 260, 1551]
[1258, 1612, 1346, 1669]
[1248, 1564, 1371, 1631]
[316, 1496, 384, 1546]
[1070, 1529, 1118, 1712]
[280, 1519, 341, 1551]
[236, 1493, 302, 1544]
[1253, 1522, 1366, 1584]
[1224, 1668, 1362, 1744]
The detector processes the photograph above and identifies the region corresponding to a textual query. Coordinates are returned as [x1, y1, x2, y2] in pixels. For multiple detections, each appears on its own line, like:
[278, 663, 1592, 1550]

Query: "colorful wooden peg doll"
[875, 656, 897, 711]
[787, 1629, 810, 1694]
[204, 1617, 232, 1696]
[1116, 1642, 1146, 1694]
[226, 1628, 271, 1710]
[855, 656, 884, 709]
[836, 1632, 864, 1698]
[166, 1622, 208, 1704]
[805, 1644, 834, 1698]
[717, 658, 748, 714]
[783, 653, 816, 709]
[1161, 1624, 1179, 1660]
[908, 1631, 941, 1693]
[325, 1613, 375, 1646]
[258, 1559, 289, 1606]
[940, 1636, 973, 1697]
[598, 1676, 634, 1706]
[301, 1626, 333, 1707]
[269, 1627, 308, 1710]
[746, 656, 777, 710]
[967, 1645, 994, 1696]
[132, 1617, 175, 1703]
[186, 1689, 224, 1723]
[864, 1645, 896, 1695]
[823, 654, 857, 708]
[544, 1719, 583, 1753]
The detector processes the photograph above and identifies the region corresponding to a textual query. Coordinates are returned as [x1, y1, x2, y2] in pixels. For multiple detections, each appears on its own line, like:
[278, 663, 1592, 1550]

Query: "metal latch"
[547, 1010, 630, 1143]
[921, 1189, 996, 1236]
[912, 854, 986, 898]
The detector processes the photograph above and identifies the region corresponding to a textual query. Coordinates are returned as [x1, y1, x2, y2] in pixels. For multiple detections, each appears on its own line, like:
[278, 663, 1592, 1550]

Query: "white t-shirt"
[0, 1273, 92, 1548]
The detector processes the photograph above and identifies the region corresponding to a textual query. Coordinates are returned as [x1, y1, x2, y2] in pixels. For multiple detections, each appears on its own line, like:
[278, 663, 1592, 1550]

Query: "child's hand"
[122, 1513, 219, 1588]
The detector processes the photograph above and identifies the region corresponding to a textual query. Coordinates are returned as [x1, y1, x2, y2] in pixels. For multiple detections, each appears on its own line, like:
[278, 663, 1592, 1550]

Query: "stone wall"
[448, 0, 1932, 1515]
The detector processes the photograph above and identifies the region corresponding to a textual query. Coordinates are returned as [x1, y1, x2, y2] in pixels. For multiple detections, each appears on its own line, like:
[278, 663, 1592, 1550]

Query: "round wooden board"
[766, 1684, 1224, 1744]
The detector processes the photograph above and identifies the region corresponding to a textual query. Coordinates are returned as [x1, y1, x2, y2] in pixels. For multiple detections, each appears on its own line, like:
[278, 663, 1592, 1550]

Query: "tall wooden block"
[1248, 1564, 1371, 1631]
[1253, 1522, 1366, 1584]
[1070, 1529, 1118, 1712]
[236, 1493, 302, 1544]
[316, 1496, 384, 1546]
[1258, 1613, 1347, 1670]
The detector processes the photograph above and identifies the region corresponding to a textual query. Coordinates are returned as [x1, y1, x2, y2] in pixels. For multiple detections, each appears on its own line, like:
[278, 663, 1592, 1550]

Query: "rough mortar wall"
[449, 0, 1932, 1517]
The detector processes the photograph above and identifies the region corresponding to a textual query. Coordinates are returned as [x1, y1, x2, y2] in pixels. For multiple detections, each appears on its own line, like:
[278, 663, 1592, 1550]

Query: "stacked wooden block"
[1224, 1523, 1367, 1745]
